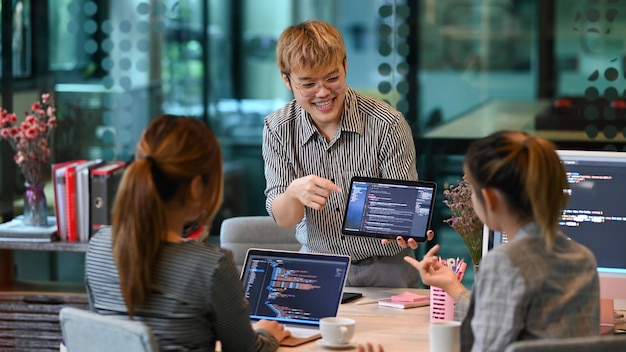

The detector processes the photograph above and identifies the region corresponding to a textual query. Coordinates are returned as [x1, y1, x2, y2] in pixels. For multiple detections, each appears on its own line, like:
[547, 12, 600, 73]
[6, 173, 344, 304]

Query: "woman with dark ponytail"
[85, 115, 289, 351]
[406, 131, 599, 352]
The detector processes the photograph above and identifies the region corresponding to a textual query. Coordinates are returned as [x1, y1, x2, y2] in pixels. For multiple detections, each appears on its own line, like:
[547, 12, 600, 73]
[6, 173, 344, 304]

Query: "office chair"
[504, 335, 626, 352]
[219, 216, 300, 270]
[59, 307, 159, 352]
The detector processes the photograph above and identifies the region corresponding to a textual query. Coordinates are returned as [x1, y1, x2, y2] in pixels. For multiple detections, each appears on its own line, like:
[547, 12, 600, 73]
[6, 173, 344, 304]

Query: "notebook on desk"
[240, 248, 351, 346]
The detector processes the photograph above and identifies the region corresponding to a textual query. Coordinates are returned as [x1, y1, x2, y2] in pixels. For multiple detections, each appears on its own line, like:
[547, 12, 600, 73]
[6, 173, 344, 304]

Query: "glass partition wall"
[2, 0, 625, 284]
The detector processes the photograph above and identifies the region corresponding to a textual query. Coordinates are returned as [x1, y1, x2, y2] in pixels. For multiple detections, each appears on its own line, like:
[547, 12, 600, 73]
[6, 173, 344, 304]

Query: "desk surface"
[417, 100, 626, 180]
[281, 287, 432, 352]
[421, 100, 626, 144]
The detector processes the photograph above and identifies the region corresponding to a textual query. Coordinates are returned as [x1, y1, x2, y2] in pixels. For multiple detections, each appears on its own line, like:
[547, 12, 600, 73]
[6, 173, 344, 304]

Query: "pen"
[456, 262, 467, 281]
[355, 297, 391, 305]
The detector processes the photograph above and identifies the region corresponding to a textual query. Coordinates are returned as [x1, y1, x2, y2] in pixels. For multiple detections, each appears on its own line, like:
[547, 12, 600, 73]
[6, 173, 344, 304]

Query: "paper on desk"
[378, 298, 430, 309]
[391, 291, 429, 303]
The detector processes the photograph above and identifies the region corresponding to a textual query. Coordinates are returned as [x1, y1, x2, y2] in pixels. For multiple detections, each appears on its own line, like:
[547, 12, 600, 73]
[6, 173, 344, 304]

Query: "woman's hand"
[381, 229, 435, 249]
[253, 319, 291, 342]
[404, 244, 469, 300]
[358, 342, 384, 352]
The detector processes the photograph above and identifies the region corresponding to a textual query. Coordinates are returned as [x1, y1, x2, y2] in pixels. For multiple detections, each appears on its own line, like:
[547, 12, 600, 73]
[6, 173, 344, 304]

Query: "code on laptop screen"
[242, 250, 349, 326]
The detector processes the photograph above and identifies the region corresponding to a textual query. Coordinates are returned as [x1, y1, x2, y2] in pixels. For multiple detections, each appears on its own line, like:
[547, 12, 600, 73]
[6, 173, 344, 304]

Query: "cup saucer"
[316, 339, 356, 350]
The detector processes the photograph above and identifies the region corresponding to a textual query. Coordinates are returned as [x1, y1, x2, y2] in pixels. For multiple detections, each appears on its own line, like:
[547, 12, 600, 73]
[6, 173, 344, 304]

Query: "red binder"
[64, 161, 87, 242]
[52, 160, 85, 241]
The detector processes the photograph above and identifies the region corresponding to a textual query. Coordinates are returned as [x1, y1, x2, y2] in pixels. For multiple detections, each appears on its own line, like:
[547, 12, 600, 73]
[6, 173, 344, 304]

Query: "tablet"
[341, 177, 437, 242]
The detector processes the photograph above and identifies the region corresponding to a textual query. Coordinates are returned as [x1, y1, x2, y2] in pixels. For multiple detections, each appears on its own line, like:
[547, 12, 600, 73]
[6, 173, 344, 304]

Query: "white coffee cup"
[319, 317, 356, 345]
[429, 320, 461, 352]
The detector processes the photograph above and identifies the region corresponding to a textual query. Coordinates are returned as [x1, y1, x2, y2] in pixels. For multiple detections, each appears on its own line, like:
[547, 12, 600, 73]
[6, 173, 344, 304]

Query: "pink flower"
[24, 126, 39, 139]
[25, 115, 38, 125]
[0, 112, 17, 125]
[0, 93, 56, 185]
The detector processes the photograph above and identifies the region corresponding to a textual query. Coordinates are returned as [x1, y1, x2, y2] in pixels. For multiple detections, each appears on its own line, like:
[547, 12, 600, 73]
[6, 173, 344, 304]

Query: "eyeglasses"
[286, 73, 345, 97]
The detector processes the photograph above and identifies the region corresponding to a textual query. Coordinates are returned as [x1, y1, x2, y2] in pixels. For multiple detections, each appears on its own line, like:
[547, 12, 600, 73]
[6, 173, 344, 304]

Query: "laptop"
[341, 176, 437, 242]
[240, 248, 351, 343]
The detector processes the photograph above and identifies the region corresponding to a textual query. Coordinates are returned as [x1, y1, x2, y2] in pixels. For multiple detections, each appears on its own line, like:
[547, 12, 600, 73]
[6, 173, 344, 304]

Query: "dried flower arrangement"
[0, 93, 57, 185]
[443, 175, 484, 266]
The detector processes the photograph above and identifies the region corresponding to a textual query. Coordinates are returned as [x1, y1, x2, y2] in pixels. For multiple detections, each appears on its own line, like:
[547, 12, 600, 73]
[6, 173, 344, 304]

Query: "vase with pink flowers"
[0, 93, 57, 226]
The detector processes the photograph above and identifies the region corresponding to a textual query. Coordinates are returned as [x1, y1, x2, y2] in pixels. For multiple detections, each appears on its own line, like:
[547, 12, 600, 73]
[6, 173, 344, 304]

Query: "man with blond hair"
[262, 20, 433, 287]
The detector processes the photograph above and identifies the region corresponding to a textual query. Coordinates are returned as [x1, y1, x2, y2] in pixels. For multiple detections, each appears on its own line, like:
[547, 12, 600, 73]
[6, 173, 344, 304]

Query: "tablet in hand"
[341, 177, 437, 242]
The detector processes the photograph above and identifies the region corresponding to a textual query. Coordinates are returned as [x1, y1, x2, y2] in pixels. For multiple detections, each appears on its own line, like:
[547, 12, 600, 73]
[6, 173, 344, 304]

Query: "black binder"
[89, 161, 126, 233]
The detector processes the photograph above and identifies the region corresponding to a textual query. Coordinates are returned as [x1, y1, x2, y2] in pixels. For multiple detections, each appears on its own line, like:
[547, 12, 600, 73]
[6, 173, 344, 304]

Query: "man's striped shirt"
[262, 86, 418, 262]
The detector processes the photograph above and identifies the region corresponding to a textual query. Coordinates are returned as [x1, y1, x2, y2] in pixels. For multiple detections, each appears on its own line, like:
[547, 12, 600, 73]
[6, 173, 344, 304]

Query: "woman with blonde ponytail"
[405, 131, 599, 352]
[85, 115, 289, 351]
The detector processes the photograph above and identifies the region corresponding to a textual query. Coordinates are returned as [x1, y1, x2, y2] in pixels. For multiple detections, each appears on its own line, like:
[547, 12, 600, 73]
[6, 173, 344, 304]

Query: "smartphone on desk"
[341, 292, 363, 304]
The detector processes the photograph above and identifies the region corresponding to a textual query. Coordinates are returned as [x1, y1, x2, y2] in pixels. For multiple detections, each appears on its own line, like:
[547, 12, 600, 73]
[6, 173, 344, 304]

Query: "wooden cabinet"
[0, 242, 89, 351]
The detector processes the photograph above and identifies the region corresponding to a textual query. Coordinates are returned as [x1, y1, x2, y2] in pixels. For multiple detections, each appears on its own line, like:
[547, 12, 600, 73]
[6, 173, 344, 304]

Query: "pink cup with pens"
[430, 257, 466, 322]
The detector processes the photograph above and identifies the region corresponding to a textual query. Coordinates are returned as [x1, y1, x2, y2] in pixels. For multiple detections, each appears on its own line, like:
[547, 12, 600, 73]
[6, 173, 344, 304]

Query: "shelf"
[0, 280, 86, 295]
[0, 285, 88, 351]
[0, 243, 88, 289]
[0, 241, 88, 252]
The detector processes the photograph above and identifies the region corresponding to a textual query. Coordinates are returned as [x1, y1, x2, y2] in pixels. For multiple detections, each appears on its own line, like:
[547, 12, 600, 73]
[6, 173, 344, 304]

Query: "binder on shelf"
[75, 160, 105, 242]
[64, 161, 89, 242]
[52, 160, 85, 241]
[90, 161, 126, 234]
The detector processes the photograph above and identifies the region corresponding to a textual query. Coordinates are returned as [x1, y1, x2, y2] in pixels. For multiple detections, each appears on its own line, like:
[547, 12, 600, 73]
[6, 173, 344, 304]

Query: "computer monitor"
[482, 149, 626, 310]
[481, 225, 507, 258]
[557, 149, 626, 310]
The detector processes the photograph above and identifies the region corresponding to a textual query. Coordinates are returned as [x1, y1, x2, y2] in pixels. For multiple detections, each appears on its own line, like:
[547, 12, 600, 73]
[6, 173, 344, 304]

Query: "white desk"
[417, 99, 626, 181]
[422, 99, 626, 142]
[281, 287, 432, 351]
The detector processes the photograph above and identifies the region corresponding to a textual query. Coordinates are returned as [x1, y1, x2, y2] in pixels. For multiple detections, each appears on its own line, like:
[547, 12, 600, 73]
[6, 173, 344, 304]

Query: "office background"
[1, 0, 625, 286]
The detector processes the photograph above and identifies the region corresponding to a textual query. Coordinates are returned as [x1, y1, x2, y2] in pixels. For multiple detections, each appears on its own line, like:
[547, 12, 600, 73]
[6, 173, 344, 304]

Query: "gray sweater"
[85, 228, 279, 352]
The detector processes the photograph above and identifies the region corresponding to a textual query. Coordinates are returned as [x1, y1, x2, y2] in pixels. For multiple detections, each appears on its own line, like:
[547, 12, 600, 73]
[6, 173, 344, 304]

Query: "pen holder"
[430, 286, 455, 322]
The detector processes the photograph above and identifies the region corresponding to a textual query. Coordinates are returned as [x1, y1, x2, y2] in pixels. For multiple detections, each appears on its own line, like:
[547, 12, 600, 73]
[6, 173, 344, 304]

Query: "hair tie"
[145, 155, 156, 165]
[520, 137, 530, 150]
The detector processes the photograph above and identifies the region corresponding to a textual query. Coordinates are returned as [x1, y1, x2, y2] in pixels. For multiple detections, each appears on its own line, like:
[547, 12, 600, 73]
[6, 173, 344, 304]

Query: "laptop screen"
[241, 248, 351, 327]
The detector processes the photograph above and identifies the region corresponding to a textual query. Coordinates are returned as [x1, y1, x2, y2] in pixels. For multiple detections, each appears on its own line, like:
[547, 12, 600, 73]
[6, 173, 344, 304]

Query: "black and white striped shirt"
[85, 228, 279, 352]
[263, 87, 418, 262]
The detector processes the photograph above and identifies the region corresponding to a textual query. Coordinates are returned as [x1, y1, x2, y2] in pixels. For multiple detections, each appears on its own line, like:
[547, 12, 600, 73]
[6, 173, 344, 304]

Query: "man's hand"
[272, 175, 341, 228]
[381, 229, 435, 249]
[286, 175, 341, 210]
